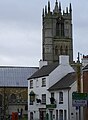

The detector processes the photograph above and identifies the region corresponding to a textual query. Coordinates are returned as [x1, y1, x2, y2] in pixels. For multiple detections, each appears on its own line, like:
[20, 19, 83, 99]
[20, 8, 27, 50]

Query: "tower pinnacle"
[53, 0, 59, 13]
[48, 1, 50, 12]
[45, 5, 47, 15]
[69, 3, 72, 18]
[59, 2, 61, 13]
[69, 3, 72, 13]
[42, 8, 44, 17]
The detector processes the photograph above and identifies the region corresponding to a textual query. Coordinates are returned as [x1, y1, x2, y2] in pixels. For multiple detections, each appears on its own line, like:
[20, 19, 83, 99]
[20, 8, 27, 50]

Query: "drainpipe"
[68, 90, 70, 120]
[77, 52, 81, 120]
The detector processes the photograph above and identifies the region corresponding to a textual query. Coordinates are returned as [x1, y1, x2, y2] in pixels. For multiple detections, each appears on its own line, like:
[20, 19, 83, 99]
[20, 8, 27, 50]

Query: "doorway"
[49, 110, 53, 120]
[39, 108, 46, 120]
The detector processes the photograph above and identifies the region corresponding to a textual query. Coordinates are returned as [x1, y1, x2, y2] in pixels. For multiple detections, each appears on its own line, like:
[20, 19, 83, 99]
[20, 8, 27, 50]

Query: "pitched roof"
[48, 72, 76, 91]
[82, 64, 88, 70]
[28, 63, 58, 80]
[0, 66, 38, 87]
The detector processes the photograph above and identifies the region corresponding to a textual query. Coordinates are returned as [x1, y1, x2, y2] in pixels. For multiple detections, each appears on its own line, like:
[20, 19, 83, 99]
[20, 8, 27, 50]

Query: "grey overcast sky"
[0, 0, 88, 67]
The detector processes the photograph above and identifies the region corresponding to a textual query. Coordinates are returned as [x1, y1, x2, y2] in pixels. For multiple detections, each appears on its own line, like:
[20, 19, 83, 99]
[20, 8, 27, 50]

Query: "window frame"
[30, 80, 33, 89]
[10, 94, 16, 103]
[42, 94, 46, 104]
[51, 92, 54, 98]
[36, 79, 39, 87]
[42, 78, 46, 87]
[59, 92, 63, 104]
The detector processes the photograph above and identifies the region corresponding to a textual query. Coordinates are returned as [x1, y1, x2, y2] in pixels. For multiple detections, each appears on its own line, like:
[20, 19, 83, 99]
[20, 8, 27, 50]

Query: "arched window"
[61, 23, 64, 36]
[55, 46, 58, 55]
[0, 94, 2, 106]
[60, 46, 63, 55]
[0, 94, 2, 115]
[10, 94, 16, 103]
[65, 46, 68, 55]
[56, 22, 60, 36]
[56, 17, 64, 37]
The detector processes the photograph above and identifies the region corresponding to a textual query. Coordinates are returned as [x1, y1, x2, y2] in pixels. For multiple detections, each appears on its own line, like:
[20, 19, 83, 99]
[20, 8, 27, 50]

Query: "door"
[30, 112, 33, 120]
[39, 109, 46, 120]
[49, 111, 53, 120]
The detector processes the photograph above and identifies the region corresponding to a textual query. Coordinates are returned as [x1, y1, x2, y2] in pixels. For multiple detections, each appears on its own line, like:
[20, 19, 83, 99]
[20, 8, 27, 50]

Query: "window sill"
[41, 85, 46, 87]
[59, 101, 63, 104]
[41, 103, 46, 105]
[30, 87, 33, 89]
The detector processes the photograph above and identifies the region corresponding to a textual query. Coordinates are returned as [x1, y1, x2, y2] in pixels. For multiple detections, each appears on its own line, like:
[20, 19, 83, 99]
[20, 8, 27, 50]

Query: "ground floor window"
[49, 110, 53, 120]
[30, 112, 33, 120]
[39, 108, 46, 120]
[64, 110, 67, 120]
[59, 110, 63, 120]
[0, 94, 2, 115]
[56, 110, 58, 120]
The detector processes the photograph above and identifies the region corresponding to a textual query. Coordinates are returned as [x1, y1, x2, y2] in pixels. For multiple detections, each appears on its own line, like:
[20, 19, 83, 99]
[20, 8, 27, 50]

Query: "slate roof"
[48, 72, 76, 91]
[82, 64, 88, 70]
[28, 62, 58, 80]
[0, 66, 38, 87]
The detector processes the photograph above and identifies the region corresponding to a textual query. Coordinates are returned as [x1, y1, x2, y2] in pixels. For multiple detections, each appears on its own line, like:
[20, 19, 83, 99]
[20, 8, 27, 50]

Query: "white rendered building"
[28, 56, 77, 120]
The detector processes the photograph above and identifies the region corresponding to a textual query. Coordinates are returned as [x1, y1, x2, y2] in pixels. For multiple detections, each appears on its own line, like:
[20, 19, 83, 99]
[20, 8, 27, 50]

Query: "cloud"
[0, 0, 87, 66]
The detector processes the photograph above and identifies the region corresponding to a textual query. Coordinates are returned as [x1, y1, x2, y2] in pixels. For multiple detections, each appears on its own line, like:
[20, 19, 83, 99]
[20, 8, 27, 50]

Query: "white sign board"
[72, 100, 87, 107]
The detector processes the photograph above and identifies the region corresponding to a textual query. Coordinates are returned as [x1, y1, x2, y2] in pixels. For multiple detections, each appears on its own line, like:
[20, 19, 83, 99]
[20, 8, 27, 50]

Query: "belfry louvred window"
[56, 17, 64, 37]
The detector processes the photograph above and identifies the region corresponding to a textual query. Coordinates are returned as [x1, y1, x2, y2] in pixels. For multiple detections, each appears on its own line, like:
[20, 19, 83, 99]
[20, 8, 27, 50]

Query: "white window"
[50, 93, 55, 104]
[42, 94, 46, 104]
[51, 92, 54, 98]
[36, 79, 39, 87]
[59, 92, 63, 104]
[30, 80, 33, 89]
[42, 78, 46, 87]
[29, 91, 35, 105]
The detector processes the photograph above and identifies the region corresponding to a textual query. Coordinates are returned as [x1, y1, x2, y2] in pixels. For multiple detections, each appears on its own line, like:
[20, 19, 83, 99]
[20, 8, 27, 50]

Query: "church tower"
[42, 0, 73, 64]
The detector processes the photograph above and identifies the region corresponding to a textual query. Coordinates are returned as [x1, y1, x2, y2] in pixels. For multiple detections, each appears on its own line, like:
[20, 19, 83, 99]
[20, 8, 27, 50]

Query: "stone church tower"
[42, 0, 73, 64]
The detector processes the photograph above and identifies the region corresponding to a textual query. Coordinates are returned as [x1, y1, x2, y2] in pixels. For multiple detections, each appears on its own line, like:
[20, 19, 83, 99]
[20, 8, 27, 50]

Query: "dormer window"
[42, 78, 46, 87]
